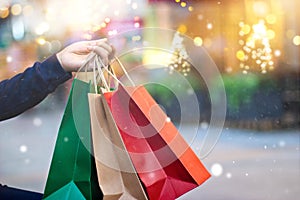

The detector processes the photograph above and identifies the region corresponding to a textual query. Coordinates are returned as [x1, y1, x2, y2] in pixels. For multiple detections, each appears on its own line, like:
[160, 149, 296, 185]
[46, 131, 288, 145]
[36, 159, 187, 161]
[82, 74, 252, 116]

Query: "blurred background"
[0, 0, 299, 199]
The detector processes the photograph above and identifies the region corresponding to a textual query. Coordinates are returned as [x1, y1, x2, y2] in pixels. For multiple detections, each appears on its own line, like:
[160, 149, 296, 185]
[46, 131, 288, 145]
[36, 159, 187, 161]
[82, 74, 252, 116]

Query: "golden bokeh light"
[11, 4, 22, 16]
[293, 35, 300, 46]
[101, 22, 107, 28]
[0, 6, 9, 18]
[267, 30, 276, 40]
[252, 21, 267, 37]
[274, 50, 281, 57]
[177, 24, 187, 34]
[36, 37, 46, 45]
[193, 37, 203, 46]
[180, 2, 187, 8]
[237, 19, 277, 74]
[236, 50, 245, 61]
[92, 25, 101, 32]
[266, 14, 277, 24]
[207, 23, 213, 30]
[253, 1, 269, 16]
[241, 24, 251, 35]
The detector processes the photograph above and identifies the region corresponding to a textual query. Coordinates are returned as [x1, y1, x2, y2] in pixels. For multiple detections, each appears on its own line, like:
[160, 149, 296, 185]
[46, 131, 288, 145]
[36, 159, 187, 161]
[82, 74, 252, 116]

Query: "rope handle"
[75, 52, 135, 94]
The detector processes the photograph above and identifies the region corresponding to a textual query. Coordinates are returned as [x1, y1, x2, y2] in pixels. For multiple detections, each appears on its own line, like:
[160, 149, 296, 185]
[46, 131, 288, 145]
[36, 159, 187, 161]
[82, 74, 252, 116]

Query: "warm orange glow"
[0, 7, 9, 18]
[253, 1, 269, 16]
[177, 24, 187, 34]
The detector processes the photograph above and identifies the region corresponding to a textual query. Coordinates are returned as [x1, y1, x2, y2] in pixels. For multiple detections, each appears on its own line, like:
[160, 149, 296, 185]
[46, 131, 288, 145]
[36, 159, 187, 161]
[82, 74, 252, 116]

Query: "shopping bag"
[43, 79, 103, 200]
[88, 93, 148, 200]
[103, 84, 211, 200]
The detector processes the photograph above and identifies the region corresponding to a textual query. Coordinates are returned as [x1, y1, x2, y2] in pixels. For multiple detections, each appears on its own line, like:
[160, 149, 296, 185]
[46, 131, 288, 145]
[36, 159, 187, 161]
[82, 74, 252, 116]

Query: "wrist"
[55, 52, 67, 72]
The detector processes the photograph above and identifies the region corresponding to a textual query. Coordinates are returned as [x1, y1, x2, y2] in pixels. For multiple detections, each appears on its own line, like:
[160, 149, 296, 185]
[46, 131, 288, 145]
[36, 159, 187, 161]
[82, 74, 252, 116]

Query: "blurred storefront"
[147, 0, 299, 129]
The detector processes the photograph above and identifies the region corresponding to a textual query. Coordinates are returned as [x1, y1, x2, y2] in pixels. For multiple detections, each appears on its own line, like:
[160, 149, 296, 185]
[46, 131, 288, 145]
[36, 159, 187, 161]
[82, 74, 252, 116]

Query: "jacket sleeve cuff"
[38, 54, 72, 92]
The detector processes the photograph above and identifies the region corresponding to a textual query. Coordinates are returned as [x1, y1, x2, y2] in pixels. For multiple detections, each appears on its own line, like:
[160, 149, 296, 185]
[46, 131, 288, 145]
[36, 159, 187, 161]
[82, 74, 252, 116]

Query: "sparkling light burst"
[237, 20, 277, 74]
[168, 32, 191, 76]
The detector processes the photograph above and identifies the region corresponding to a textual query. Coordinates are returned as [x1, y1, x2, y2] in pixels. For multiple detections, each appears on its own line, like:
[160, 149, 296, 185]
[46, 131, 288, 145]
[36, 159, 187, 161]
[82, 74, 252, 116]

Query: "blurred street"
[0, 95, 299, 200]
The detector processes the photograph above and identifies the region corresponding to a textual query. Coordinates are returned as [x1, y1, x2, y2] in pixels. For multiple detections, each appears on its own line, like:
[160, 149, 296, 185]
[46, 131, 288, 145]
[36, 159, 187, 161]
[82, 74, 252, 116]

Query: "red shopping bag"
[103, 84, 211, 200]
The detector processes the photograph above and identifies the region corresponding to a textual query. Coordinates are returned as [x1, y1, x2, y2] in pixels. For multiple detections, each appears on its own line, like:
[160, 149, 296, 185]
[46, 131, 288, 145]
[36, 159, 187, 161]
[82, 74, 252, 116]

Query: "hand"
[56, 38, 115, 72]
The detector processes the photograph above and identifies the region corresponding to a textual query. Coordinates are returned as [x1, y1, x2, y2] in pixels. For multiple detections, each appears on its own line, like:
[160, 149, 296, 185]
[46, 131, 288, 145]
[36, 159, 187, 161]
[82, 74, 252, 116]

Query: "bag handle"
[96, 55, 135, 87]
[75, 52, 96, 79]
[94, 56, 109, 93]
[75, 52, 135, 93]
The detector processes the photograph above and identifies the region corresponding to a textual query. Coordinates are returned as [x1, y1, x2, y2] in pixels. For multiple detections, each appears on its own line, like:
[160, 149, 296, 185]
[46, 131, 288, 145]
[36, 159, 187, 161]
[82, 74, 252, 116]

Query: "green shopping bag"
[43, 79, 102, 199]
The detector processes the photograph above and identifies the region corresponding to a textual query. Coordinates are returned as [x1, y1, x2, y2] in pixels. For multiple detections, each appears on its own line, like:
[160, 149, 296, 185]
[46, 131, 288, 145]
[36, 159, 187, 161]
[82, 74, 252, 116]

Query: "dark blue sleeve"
[0, 54, 72, 121]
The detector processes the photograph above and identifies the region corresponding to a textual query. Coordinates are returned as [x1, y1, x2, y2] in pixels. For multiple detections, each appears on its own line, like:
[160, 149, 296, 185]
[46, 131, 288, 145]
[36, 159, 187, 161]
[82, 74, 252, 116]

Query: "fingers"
[93, 47, 109, 66]
[87, 38, 115, 66]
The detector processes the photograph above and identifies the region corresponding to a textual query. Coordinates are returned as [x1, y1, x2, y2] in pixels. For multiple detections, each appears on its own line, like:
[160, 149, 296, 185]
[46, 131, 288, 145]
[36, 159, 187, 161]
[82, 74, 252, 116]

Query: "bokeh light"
[0, 6, 9, 18]
[274, 49, 281, 57]
[237, 19, 276, 73]
[207, 23, 213, 30]
[11, 4, 22, 16]
[266, 14, 277, 24]
[236, 50, 245, 61]
[181, 2, 187, 8]
[241, 24, 251, 35]
[194, 37, 203, 46]
[177, 24, 187, 34]
[253, 1, 269, 16]
[267, 30, 276, 40]
[211, 163, 223, 177]
[293, 35, 300, 46]
[36, 37, 46, 45]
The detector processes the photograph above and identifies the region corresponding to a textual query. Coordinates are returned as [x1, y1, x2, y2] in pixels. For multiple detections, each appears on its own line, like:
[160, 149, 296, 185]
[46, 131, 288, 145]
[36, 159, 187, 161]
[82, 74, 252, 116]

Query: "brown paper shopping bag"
[88, 93, 148, 200]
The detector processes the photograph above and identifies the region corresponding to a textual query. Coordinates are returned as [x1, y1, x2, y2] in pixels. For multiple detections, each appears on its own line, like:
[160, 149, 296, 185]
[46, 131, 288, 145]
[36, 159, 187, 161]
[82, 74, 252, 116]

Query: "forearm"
[0, 55, 72, 121]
